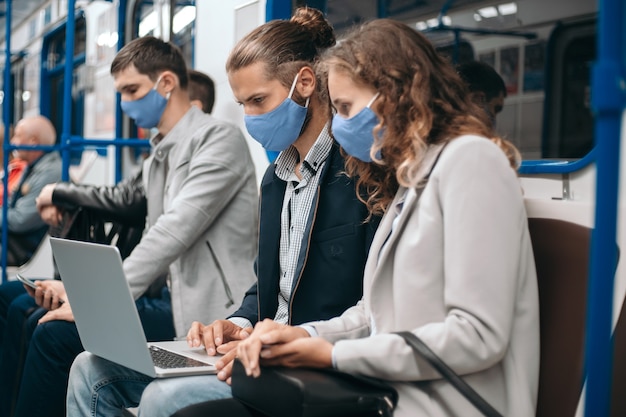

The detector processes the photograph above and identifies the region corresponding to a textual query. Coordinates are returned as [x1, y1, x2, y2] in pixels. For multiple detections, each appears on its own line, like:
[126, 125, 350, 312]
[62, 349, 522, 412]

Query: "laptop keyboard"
[149, 345, 211, 369]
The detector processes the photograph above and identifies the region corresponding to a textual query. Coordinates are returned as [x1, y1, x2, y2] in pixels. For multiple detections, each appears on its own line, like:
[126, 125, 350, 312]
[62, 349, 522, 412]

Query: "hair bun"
[291, 7, 336, 50]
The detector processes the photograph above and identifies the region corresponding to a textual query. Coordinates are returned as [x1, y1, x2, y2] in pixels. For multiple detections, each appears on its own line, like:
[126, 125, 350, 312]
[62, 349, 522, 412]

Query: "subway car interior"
[0, 0, 625, 415]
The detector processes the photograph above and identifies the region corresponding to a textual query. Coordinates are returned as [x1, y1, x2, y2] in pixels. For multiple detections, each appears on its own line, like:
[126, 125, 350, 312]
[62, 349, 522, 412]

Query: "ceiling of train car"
[1, 0, 491, 44]
[0, 0, 50, 43]
[326, 0, 487, 30]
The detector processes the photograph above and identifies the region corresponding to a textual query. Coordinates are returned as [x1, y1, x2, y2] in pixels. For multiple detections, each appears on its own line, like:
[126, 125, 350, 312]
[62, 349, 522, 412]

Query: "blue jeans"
[67, 352, 232, 417]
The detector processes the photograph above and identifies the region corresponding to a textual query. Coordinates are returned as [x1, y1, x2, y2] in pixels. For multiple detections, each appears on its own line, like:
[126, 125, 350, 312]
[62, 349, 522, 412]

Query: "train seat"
[5, 233, 55, 281]
[528, 217, 626, 417]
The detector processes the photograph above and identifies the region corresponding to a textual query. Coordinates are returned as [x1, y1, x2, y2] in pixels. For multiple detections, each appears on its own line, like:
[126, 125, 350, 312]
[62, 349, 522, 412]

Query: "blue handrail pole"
[114, 0, 127, 183]
[1, 0, 12, 283]
[265, 0, 291, 21]
[61, 0, 76, 182]
[584, 0, 625, 415]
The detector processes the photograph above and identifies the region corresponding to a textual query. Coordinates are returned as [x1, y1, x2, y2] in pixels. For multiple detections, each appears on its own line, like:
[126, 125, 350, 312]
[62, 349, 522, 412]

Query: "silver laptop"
[50, 237, 220, 378]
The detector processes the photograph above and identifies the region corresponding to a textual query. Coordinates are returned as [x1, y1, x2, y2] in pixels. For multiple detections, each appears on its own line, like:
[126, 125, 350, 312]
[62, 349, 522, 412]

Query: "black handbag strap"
[395, 331, 504, 417]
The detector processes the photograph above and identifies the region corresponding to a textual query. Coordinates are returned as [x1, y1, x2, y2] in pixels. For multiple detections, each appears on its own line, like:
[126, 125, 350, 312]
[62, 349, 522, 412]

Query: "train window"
[172, 2, 196, 67]
[11, 58, 26, 125]
[0, 55, 26, 126]
[45, 18, 86, 69]
[542, 20, 595, 159]
[23, 54, 40, 115]
[132, 0, 195, 66]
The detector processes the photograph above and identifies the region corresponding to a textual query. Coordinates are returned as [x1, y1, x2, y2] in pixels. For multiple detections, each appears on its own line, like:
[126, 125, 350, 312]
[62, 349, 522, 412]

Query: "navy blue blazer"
[229, 143, 379, 325]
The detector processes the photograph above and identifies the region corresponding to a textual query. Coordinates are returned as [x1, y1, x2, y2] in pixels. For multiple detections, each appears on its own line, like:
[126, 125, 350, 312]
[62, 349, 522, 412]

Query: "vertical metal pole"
[1, 0, 12, 282]
[265, 0, 291, 21]
[61, 0, 76, 183]
[114, 0, 127, 183]
[377, 0, 387, 18]
[584, 0, 625, 414]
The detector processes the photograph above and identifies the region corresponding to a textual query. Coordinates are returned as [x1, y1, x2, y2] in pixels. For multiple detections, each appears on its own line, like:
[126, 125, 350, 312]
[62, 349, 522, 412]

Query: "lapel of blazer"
[366, 142, 447, 284]
[257, 165, 286, 318]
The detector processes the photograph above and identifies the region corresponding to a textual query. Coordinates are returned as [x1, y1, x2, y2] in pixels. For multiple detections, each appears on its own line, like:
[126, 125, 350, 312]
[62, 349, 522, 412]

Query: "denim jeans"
[67, 352, 233, 417]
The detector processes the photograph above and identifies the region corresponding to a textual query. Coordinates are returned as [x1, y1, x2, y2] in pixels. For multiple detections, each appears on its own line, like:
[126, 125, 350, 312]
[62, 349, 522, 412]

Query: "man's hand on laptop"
[38, 301, 74, 324]
[186, 319, 253, 384]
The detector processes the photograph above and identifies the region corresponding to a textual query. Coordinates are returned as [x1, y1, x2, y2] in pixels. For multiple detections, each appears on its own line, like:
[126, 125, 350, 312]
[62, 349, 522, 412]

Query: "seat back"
[610, 281, 626, 416]
[5, 233, 55, 280]
[528, 218, 589, 417]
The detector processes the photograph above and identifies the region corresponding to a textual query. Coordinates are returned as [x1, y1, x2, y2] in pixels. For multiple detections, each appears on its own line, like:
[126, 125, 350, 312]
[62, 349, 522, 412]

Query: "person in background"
[67, 7, 379, 417]
[188, 69, 216, 114]
[175, 18, 539, 417]
[0, 115, 61, 351]
[457, 60, 507, 126]
[0, 36, 258, 417]
[0, 116, 61, 266]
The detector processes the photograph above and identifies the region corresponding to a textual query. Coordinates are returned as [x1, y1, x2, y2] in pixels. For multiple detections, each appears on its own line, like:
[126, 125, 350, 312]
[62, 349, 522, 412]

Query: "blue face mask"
[120, 76, 169, 129]
[331, 93, 380, 162]
[244, 74, 309, 152]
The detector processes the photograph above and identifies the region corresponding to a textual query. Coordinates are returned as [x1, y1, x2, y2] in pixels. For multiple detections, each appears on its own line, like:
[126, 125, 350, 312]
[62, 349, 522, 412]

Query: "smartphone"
[16, 274, 65, 304]
[16, 273, 37, 289]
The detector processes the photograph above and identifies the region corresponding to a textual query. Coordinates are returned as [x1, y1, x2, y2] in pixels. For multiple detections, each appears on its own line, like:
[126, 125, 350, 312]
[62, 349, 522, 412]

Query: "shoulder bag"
[231, 331, 503, 417]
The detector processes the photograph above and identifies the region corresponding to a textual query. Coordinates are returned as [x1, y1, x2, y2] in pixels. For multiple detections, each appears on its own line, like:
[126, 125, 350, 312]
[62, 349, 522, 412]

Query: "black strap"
[395, 331, 504, 417]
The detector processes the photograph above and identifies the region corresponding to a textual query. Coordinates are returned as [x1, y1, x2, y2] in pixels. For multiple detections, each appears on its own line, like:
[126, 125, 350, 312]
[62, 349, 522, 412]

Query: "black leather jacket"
[52, 169, 147, 227]
[50, 170, 146, 260]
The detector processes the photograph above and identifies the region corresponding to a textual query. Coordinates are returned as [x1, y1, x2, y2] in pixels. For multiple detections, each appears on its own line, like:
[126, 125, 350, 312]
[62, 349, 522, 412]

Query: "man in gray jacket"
[1, 37, 258, 417]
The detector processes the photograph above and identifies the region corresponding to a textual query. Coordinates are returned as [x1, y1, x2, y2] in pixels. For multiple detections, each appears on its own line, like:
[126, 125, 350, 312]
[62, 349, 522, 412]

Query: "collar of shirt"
[274, 123, 334, 182]
[150, 106, 201, 161]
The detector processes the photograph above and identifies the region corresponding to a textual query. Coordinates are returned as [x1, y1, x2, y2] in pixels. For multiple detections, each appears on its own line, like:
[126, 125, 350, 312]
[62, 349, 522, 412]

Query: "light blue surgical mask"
[120, 76, 170, 129]
[244, 74, 309, 152]
[331, 93, 380, 162]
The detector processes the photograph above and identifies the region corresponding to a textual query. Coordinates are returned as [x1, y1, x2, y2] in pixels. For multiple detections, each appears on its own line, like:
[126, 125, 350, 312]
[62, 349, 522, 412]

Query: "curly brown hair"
[319, 19, 519, 216]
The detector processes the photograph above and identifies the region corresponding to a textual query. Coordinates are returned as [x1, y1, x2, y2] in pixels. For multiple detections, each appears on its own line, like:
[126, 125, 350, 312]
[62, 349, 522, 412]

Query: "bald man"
[3, 116, 62, 265]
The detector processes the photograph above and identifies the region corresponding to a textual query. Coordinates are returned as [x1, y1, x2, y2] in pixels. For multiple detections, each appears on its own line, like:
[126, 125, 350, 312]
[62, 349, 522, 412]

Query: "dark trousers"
[0, 281, 32, 349]
[0, 284, 175, 417]
[172, 398, 268, 417]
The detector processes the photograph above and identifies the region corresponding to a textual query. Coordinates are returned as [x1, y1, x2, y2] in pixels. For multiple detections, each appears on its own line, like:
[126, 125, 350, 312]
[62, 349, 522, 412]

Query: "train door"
[40, 14, 87, 164]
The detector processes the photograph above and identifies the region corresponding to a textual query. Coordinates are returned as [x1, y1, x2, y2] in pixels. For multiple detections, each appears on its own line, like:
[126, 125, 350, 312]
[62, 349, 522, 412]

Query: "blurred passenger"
[175, 19, 539, 417]
[67, 7, 379, 417]
[457, 60, 507, 126]
[188, 69, 216, 114]
[0, 116, 61, 266]
[0, 115, 61, 344]
[0, 36, 258, 417]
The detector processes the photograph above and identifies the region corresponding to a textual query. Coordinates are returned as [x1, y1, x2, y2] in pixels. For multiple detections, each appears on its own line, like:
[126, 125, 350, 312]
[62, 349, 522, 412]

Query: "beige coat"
[311, 135, 539, 417]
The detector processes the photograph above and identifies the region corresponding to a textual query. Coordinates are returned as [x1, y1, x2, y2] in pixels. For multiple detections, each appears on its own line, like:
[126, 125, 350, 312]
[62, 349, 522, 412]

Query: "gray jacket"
[123, 106, 259, 337]
[6, 151, 62, 234]
[311, 137, 539, 417]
